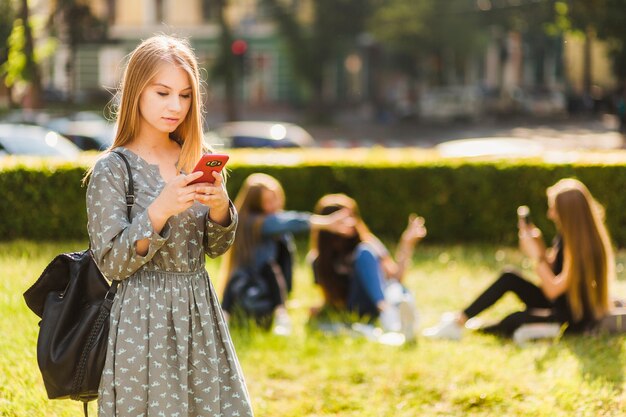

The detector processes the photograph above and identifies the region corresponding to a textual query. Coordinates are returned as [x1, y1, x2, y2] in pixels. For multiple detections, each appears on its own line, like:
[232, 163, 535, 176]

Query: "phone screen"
[517, 205, 531, 224]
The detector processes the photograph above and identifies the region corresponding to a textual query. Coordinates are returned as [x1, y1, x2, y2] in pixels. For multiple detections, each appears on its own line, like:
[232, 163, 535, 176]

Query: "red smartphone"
[189, 154, 229, 185]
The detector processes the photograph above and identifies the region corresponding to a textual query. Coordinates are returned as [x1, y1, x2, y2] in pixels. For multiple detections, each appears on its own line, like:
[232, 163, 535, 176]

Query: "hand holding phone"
[188, 154, 229, 185]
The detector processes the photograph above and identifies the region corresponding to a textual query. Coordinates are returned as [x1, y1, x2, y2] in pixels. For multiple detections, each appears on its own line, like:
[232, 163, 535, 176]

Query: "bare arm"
[535, 260, 569, 300]
[393, 214, 427, 281]
[518, 221, 568, 300]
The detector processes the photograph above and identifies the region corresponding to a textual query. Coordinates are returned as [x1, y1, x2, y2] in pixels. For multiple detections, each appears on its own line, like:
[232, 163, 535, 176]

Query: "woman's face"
[260, 188, 283, 214]
[138, 62, 192, 137]
[547, 194, 560, 226]
[330, 207, 358, 238]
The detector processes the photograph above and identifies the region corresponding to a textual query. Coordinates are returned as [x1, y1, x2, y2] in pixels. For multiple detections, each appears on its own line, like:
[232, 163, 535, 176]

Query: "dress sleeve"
[260, 211, 312, 237]
[204, 201, 238, 258]
[86, 155, 170, 280]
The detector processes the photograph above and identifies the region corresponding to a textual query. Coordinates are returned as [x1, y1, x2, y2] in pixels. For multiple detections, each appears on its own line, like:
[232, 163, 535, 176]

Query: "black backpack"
[23, 151, 133, 416]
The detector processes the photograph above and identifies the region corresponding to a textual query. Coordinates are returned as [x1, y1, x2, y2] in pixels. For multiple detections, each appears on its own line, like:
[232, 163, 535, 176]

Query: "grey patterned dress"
[86, 148, 253, 417]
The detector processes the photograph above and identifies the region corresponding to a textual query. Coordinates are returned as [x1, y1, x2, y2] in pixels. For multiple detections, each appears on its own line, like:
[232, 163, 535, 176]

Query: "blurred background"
[1, 0, 626, 151]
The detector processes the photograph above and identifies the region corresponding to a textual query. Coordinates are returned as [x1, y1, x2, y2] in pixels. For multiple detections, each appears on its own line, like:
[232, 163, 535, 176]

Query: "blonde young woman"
[86, 35, 253, 416]
[424, 178, 614, 340]
[220, 173, 352, 333]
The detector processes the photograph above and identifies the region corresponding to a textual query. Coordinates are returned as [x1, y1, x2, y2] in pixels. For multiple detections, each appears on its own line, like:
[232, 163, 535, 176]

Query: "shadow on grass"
[535, 334, 624, 391]
[565, 335, 624, 389]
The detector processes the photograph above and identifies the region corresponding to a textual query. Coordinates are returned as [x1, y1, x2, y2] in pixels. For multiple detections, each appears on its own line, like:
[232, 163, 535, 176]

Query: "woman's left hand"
[195, 171, 231, 225]
[401, 214, 427, 244]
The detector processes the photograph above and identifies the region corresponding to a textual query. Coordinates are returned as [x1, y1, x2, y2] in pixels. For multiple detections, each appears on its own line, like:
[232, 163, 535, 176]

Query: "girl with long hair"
[220, 173, 353, 333]
[423, 178, 614, 340]
[86, 35, 253, 416]
[309, 194, 426, 342]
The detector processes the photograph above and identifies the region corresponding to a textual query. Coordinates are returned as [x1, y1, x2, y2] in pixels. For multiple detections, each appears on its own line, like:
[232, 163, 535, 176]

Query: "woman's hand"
[140, 171, 204, 255]
[400, 214, 427, 245]
[150, 171, 204, 222]
[389, 214, 427, 282]
[311, 208, 356, 237]
[194, 171, 231, 226]
[518, 220, 547, 262]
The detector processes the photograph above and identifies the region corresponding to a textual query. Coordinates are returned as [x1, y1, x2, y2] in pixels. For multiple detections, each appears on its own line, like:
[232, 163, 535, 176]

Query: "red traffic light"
[231, 39, 248, 55]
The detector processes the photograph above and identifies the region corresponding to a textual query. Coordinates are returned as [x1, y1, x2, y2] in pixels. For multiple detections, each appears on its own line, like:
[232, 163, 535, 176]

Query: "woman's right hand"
[518, 220, 546, 261]
[311, 208, 356, 237]
[151, 171, 204, 219]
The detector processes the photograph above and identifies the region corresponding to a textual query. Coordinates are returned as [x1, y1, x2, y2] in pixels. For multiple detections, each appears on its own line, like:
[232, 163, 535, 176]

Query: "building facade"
[48, 0, 305, 111]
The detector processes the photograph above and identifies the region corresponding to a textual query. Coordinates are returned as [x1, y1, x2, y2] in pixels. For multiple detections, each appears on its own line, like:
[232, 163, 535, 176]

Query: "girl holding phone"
[423, 178, 614, 340]
[85, 35, 253, 416]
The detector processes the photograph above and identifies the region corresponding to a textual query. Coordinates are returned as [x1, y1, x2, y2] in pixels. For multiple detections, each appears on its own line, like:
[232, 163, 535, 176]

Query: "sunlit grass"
[1, 241, 625, 416]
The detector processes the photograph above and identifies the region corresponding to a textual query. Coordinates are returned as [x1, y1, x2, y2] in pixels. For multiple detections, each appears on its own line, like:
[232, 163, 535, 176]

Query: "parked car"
[0, 124, 82, 159]
[418, 86, 485, 121]
[45, 112, 115, 151]
[209, 121, 316, 148]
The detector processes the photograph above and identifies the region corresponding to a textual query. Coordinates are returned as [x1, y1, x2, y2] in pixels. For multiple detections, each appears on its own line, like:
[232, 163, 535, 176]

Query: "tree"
[0, 0, 16, 106]
[17, 0, 42, 108]
[210, 0, 239, 121]
[370, 0, 487, 85]
[479, 0, 560, 89]
[48, 0, 107, 102]
[596, 0, 626, 83]
[262, 0, 372, 121]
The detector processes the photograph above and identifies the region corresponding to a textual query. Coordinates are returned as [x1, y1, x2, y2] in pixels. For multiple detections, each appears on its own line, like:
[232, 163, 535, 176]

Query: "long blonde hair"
[88, 35, 204, 178]
[549, 178, 613, 322]
[218, 173, 286, 295]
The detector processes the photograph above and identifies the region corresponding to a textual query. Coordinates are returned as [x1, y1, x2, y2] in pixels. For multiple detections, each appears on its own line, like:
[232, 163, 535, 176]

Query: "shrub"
[2, 150, 626, 246]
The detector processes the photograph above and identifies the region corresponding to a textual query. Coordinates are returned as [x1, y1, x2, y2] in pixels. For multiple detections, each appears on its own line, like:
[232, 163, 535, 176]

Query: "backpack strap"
[110, 150, 135, 219]
[104, 150, 135, 294]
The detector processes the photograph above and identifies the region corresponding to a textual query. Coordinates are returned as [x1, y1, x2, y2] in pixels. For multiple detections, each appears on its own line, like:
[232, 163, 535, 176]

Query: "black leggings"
[463, 270, 563, 337]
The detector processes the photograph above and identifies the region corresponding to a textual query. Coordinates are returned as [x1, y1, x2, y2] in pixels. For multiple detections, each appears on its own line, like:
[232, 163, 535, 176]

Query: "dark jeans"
[463, 270, 565, 337]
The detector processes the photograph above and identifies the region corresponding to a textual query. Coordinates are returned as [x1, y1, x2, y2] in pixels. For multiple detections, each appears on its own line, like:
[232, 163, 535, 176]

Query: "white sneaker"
[422, 314, 463, 340]
[512, 323, 561, 346]
[272, 310, 292, 336]
[351, 323, 383, 341]
[398, 299, 418, 343]
[464, 317, 484, 330]
[379, 305, 401, 333]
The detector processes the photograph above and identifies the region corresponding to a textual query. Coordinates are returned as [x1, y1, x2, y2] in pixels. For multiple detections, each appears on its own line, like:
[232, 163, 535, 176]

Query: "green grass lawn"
[1, 240, 625, 416]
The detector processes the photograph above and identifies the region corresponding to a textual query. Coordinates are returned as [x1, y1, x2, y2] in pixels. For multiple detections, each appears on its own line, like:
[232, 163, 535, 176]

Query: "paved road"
[307, 115, 625, 152]
[208, 104, 625, 154]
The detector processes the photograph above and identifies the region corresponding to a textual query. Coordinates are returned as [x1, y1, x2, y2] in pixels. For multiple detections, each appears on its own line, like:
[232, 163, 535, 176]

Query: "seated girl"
[309, 193, 426, 342]
[423, 178, 614, 340]
[220, 174, 352, 333]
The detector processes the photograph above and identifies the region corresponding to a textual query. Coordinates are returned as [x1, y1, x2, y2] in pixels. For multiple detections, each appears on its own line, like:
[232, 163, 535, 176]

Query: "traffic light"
[231, 39, 248, 56]
[231, 39, 250, 76]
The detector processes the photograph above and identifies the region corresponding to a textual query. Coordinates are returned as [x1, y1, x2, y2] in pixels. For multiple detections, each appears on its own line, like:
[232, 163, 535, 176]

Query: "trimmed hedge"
[2, 150, 626, 246]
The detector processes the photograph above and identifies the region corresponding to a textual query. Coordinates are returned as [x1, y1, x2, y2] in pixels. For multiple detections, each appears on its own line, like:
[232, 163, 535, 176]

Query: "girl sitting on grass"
[423, 178, 614, 340]
[309, 193, 426, 342]
[220, 173, 353, 334]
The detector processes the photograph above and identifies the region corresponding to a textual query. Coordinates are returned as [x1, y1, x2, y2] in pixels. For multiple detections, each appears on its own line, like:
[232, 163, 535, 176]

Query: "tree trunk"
[20, 0, 42, 109]
[583, 25, 593, 98]
[216, 0, 238, 121]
